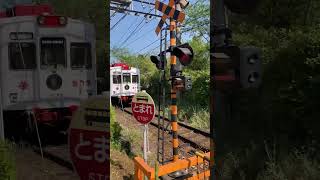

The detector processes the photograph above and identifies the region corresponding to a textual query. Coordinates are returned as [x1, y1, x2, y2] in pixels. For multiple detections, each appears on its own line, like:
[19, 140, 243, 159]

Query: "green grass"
[154, 99, 210, 131]
[217, 143, 320, 180]
[189, 108, 210, 130]
[0, 140, 16, 180]
[257, 149, 320, 180]
[110, 104, 142, 158]
[177, 105, 210, 130]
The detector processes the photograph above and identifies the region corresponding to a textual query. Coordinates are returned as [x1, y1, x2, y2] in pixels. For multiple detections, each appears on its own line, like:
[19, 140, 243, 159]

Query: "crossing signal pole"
[151, 0, 193, 164]
[169, 15, 179, 163]
[211, 0, 262, 178]
[134, 1, 212, 179]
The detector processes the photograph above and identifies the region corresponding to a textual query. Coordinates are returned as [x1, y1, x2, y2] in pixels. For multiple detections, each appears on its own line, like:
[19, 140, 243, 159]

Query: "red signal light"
[172, 43, 194, 66]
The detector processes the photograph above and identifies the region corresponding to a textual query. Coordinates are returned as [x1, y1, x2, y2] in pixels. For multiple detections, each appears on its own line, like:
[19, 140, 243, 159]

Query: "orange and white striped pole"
[170, 17, 179, 162]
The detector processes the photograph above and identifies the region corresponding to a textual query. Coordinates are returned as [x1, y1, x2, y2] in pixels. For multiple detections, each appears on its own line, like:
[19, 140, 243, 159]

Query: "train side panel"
[0, 17, 37, 110]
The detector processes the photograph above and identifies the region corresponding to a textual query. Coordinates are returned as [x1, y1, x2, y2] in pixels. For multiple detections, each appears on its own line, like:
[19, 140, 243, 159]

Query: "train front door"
[38, 37, 68, 103]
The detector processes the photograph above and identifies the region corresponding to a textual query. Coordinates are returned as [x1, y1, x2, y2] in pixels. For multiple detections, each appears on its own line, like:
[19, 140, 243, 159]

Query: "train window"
[123, 73, 131, 83]
[40, 38, 66, 68]
[9, 42, 36, 70]
[113, 75, 121, 84]
[132, 75, 139, 83]
[71, 43, 92, 69]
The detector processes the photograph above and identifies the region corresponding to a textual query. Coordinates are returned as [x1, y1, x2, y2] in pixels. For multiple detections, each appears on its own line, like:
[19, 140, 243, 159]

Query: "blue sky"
[110, 0, 197, 63]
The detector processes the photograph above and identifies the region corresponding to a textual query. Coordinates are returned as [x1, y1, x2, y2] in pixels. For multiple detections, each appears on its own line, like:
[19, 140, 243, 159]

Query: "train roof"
[0, 4, 93, 25]
[0, 4, 54, 18]
[110, 62, 139, 70]
[110, 63, 139, 74]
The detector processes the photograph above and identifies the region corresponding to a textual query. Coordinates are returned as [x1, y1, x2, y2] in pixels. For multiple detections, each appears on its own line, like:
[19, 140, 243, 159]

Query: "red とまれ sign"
[68, 96, 109, 180]
[131, 91, 155, 124]
[69, 129, 109, 180]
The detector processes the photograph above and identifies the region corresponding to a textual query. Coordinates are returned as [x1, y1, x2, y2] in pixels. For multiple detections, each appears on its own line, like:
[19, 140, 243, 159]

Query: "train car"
[110, 63, 140, 105]
[0, 4, 97, 141]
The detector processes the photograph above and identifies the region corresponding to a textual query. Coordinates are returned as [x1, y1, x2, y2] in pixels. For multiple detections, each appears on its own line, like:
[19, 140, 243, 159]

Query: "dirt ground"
[112, 108, 211, 180]
[110, 108, 177, 180]
[110, 148, 134, 180]
[114, 108, 166, 164]
[15, 146, 79, 180]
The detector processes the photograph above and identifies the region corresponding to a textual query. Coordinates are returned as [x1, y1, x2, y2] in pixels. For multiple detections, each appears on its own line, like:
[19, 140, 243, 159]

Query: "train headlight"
[38, 16, 45, 25]
[125, 85, 129, 90]
[38, 16, 67, 26]
[59, 16, 67, 25]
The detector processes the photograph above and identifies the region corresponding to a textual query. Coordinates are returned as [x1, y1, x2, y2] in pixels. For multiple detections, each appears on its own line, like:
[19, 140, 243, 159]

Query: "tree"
[229, 0, 320, 28]
[182, 0, 209, 41]
[186, 37, 209, 71]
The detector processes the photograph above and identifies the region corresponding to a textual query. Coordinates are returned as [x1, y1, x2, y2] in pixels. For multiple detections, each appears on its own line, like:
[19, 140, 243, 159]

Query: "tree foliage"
[216, 0, 320, 159]
[182, 0, 209, 40]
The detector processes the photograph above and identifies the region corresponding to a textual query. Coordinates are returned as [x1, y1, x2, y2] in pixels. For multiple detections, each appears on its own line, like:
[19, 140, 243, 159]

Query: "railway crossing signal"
[154, 0, 186, 35]
[150, 54, 165, 70]
[171, 43, 194, 66]
[212, 45, 262, 91]
[150, 43, 193, 70]
[150, 43, 194, 91]
[212, 46, 240, 91]
[239, 46, 262, 88]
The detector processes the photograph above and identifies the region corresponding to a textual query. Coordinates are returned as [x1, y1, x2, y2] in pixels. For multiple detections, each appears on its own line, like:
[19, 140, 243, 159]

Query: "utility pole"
[0, 86, 4, 140]
[211, 1, 262, 178]
[211, 0, 228, 178]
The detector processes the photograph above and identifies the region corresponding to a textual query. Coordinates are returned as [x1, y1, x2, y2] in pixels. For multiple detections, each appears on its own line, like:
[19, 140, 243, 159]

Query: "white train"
[110, 63, 140, 105]
[0, 4, 97, 141]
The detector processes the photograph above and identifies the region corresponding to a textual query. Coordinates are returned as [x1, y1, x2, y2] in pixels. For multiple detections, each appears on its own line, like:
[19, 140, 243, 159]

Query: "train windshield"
[132, 75, 139, 83]
[113, 75, 121, 84]
[71, 43, 92, 69]
[40, 38, 66, 68]
[9, 42, 36, 70]
[123, 73, 131, 83]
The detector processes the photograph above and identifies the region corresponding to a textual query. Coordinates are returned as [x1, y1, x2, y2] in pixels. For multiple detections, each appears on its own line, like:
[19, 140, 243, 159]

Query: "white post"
[143, 124, 148, 162]
[146, 125, 150, 152]
[0, 86, 4, 140]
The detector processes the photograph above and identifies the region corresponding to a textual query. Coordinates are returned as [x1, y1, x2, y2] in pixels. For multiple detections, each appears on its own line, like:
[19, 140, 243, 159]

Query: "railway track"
[120, 107, 210, 152]
[33, 144, 73, 171]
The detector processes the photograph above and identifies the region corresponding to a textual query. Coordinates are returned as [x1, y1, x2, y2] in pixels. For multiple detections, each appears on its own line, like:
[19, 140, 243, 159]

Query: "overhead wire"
[117, 16, 139, 45]
[111, 14, 127, 31]
[144, 39, 170, 55]
[135, 38, 160, 54]
[146, 44, 161, 54]
[119, 7, 155, 48]
[121, 20, 156, 47]
[110, 11, 117, 18]
[118, 17, 145, 47]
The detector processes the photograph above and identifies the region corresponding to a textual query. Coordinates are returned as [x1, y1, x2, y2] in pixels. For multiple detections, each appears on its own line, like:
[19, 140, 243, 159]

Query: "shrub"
[189, 107, 210, 130]
[110, 105, 122, 148]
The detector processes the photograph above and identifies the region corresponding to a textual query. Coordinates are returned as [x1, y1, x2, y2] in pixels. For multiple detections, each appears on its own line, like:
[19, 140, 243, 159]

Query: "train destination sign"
[131, 91, 155, 124]
[69, 95, 109, 180]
